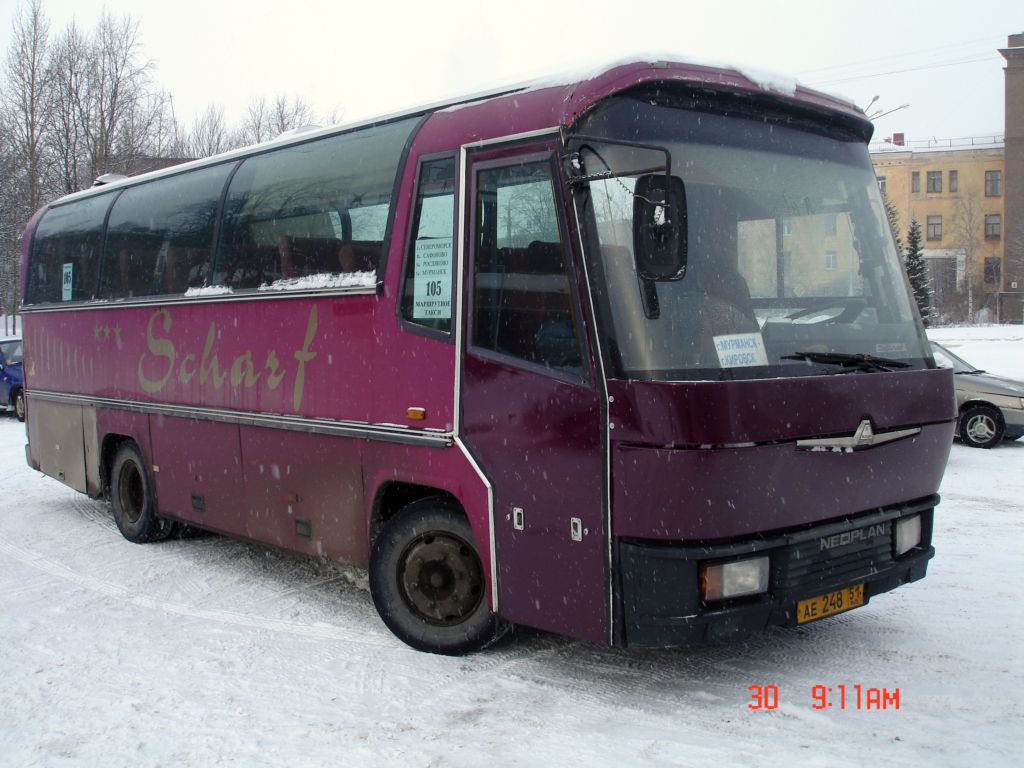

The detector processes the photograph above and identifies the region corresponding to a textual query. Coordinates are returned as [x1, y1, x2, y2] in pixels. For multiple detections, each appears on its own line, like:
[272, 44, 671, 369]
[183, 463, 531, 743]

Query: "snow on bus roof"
[47, 56, 858, 208]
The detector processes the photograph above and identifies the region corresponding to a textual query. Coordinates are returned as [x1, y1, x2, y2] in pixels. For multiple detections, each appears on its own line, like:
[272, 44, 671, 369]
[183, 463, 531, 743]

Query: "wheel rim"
[15, 393, 24, 420]
[398, 532, 484, 626]
[117, 461, 145, 524]
[966, 413, 996, 443]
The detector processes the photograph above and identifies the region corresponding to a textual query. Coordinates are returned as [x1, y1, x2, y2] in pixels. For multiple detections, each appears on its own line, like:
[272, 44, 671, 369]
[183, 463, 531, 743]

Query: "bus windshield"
[573, 94, 931, 381]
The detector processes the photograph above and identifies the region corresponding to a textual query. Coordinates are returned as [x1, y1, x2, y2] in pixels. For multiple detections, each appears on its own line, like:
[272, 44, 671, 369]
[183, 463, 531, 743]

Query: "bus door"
[460, 146, 608, 643]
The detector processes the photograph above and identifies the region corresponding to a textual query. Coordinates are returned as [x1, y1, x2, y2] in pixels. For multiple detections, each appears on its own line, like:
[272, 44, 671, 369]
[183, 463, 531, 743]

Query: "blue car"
[0, 336, 25, 422]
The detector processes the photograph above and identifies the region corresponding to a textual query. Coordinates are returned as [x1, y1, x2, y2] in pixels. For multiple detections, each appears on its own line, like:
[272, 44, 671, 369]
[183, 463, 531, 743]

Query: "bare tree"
[951, 194, 985, 322]
[234, 94, 317, 146]
[186, 104, 232, 158]
[0, 0, 52, 326]
[2, 0, 51, 212]
[45, 10, 175, 190]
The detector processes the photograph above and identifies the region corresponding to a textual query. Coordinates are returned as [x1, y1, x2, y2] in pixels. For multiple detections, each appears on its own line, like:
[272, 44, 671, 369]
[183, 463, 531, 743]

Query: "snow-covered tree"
[904, 218, 932, 325]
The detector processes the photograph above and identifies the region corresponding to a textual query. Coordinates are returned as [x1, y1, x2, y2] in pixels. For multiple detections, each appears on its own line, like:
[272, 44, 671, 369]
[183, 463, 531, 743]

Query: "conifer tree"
[904, 218, 932, 325]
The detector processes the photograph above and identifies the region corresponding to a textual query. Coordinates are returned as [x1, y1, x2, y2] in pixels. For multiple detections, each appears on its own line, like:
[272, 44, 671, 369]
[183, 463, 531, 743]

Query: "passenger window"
[215, 118, 417, 289]
[27, 193, 113, 304]
[472, 161, 583, 375]
[100, 163, 232, 298]
[401, 157, 455, 334]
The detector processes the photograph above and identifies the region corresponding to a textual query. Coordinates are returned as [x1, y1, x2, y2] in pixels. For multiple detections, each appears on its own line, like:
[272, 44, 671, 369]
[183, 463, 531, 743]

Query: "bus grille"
[772, 532, 894, 596]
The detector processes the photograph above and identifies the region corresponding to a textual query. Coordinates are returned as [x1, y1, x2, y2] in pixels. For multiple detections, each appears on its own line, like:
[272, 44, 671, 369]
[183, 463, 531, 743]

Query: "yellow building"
[871, 141, 1006, 322]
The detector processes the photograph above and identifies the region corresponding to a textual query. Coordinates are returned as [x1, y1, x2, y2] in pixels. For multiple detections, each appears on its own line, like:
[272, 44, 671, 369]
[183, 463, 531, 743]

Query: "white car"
[931, 341, 1024, 448]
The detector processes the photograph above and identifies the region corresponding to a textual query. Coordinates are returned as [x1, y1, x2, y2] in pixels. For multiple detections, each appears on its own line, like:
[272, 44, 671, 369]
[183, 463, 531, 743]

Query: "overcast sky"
[3, 0, 1022, 145]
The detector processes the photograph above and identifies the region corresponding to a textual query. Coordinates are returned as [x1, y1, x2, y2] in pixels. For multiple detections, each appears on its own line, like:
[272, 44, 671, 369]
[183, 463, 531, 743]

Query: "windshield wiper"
[781, 351, 911, 372]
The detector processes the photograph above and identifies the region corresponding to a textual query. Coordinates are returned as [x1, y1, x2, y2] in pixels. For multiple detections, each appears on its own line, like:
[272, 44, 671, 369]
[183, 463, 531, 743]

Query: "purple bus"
[19, 60, 954, 654]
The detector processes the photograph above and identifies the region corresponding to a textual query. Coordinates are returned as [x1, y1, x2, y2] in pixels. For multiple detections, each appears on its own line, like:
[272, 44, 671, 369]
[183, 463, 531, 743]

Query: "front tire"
[369, 498, 501, 655]
[959, 404, 1004, 449]
[109, 442, 175, 542]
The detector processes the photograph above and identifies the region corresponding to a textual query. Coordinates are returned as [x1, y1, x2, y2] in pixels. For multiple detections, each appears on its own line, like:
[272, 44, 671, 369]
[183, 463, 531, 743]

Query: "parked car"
[0, 336, 24, 422]
[931, 341, 1024, 448]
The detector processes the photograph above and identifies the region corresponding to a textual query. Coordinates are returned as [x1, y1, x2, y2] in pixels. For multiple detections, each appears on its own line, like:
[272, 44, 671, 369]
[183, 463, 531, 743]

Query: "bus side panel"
[27, 400, 86, 493]
[361, 443, 495, 606]
[149, 415, 245, 534]
[240, 426, 366, 564]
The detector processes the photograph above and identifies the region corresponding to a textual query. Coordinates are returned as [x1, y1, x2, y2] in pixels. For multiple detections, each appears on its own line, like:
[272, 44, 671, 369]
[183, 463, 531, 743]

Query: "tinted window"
[472, 161, 583, 376]
[27, 193, 114, 304]
[401, 157, 455, 333]
[100, 163, 234, 298]
[215, 118, 417, 289]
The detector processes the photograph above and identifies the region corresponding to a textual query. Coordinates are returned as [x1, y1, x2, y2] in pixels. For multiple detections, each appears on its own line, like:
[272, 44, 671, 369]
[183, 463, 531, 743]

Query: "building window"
[911, 171, 920, 193]
[984, 257, 1001, 285]
[985, 214, 1002, 240]
[824, 251, 837, 270]
[926, 215, 942, 241]
[877, 176, 887, 196]
[949, 170, 958, 192]
[985, 170, 1002, 197]
[825, 214, 837, 236]
[926, 171, 942, 193]
[781, 219, 792, 237]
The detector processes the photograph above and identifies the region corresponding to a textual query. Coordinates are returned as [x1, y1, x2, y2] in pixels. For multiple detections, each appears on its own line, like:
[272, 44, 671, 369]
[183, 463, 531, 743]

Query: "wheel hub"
[399, 533, 483, 626]
[967, 414, 996, 442]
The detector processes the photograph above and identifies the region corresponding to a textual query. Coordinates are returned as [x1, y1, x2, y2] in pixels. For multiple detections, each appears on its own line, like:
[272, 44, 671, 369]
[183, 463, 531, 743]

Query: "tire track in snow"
[0, 538, 394, 650]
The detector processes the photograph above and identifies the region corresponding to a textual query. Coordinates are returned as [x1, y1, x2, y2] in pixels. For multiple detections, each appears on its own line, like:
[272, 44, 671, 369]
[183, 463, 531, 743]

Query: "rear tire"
[13, 388, 24, 422]
[959, 405, 1004, 449]
[369, 498, 501, 655]
[109, 442, 175, 542]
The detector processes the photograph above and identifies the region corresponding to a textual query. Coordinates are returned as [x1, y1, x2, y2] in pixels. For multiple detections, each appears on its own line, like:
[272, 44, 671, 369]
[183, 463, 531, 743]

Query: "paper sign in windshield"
[413, 237, 453, 320]
[714, 332, 769, 368]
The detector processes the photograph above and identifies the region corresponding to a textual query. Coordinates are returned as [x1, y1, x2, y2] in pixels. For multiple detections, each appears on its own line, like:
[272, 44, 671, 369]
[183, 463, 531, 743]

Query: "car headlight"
[700, 556, 769, 601]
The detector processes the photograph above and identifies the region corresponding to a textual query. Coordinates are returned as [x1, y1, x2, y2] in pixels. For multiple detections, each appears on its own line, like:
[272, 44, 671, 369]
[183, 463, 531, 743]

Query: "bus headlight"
[895, 515, 922, 556]
[701, 556, 769, 602]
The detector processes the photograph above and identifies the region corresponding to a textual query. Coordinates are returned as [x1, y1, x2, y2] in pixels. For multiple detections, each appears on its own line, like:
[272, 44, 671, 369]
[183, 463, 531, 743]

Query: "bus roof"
[43, 58, 870, 208]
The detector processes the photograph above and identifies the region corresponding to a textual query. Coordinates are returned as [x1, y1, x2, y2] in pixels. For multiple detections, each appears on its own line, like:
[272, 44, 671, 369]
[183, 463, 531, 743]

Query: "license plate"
[796, 584, 865, 624]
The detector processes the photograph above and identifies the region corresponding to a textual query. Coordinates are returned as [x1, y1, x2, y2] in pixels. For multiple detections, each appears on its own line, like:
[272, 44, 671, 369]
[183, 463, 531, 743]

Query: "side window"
[215, 118, 417, 289]
[100, 163, 233, 298]
[401, 157, 455, 334]
[472, 160, 583, 376]
[27, 193, 114, 304]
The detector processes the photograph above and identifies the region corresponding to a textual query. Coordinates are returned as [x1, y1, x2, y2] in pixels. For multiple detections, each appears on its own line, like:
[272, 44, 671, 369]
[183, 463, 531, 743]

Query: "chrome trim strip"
[20, 285, 379, 314]
[27, 390, 452, 448]
[796, 420, 921, 451]
[462, 126, 560, 150]
[570, 193, 615, 646]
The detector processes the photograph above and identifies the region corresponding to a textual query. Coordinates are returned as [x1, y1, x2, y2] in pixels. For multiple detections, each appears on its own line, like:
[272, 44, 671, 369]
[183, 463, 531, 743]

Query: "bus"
[19, 59, 955, 654]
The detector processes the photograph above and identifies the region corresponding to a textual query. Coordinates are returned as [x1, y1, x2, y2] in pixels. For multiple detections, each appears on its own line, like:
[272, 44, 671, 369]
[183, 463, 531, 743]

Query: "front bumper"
[618, 497, 935, 647]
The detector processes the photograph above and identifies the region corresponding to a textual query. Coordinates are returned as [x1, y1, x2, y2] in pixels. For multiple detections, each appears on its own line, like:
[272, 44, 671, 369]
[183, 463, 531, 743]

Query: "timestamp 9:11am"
[747, 684, 901, 710]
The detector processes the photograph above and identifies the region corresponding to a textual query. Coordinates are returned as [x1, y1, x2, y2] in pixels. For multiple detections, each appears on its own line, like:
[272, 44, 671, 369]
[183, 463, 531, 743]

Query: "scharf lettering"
[137, 306, 318, 410]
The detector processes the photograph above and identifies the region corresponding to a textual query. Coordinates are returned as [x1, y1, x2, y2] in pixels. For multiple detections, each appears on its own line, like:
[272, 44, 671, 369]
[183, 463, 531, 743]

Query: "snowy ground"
[1, 326, 1022, 767]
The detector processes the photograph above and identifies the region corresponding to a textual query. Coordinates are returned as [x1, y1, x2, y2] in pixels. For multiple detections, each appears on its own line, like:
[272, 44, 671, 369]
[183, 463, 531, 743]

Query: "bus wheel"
[13, 388, 25, 422]
[369, 499, 500, 654]
[109, 442, 175, 543]
[959, 405, 1003, 449]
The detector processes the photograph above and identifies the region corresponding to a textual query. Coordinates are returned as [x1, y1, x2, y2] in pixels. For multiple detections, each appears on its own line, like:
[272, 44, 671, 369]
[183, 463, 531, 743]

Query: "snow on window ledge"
[184, 285, 234, 297]
[258, 271, 377, 292]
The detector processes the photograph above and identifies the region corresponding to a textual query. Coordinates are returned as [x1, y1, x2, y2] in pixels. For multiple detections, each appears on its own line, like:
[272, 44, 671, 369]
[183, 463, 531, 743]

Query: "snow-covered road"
[1, 327, 1021, 767]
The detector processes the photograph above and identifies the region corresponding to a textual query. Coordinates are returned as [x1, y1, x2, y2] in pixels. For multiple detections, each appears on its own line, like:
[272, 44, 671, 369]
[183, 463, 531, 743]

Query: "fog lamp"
[895, 515, 921, 556]
[700, 556, 769, 602]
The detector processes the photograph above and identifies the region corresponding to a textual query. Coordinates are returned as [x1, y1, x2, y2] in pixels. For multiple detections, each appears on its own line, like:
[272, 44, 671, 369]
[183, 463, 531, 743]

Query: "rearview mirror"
[633, 174, 687, 281]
